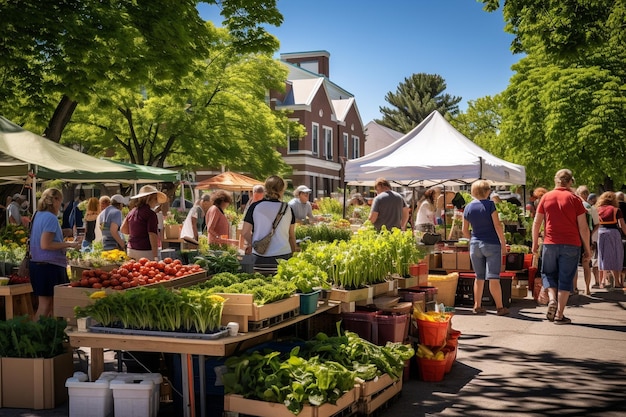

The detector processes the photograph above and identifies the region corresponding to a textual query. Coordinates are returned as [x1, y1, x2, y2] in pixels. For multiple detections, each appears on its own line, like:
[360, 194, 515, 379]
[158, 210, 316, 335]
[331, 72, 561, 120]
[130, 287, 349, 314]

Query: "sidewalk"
[3, 268, 626, 416]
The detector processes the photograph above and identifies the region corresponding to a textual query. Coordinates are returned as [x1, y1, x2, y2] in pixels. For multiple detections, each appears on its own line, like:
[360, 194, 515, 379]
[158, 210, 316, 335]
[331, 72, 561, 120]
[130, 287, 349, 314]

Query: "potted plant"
[163, 211, 182, 240]
[276, 257, 331, 314]
[0, 316, 73, 409]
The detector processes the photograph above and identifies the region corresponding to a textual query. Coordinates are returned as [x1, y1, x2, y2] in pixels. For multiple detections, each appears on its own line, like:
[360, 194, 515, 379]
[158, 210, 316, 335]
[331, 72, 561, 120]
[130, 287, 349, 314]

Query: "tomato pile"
[8, 274, 30, 284]
[69, 257, 204, 290]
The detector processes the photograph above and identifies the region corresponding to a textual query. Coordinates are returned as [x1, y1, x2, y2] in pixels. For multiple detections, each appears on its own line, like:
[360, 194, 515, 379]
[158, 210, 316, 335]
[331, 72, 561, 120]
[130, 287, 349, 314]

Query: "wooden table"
[0, 283, 34, 320]
[68, 302, 340, 417]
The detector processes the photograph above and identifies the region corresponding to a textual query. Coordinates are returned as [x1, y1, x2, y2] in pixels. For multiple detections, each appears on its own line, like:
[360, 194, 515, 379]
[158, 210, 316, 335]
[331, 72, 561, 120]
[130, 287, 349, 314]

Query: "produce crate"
[356, 374, 402, 416]
[395, 275, 418, 289]
[456, 272, 513, 307]
[370, 280, 397, 297]
[218, 293, 300, 332]
[329, 286, 370, 303]
[68, 264, 118, 280]
[224, 387, 358, 417]
[54, 270, 208, 325]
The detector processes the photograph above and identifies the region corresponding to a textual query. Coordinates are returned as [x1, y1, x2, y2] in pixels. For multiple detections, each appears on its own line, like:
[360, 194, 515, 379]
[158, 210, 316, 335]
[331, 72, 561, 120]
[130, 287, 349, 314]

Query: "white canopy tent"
[345, 110, 526, 187]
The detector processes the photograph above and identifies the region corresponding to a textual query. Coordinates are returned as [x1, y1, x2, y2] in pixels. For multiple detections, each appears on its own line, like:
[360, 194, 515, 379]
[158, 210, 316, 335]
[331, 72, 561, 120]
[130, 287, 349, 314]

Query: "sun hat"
[12, 193, 25, 200]
[110, 194, 129, 206]
[294, 185, 312, 196]
[130, 185, 167, 204]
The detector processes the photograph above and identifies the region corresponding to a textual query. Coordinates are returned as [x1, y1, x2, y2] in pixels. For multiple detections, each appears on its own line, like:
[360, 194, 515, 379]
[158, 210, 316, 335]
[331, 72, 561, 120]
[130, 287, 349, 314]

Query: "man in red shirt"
[532, 169, 591, 324]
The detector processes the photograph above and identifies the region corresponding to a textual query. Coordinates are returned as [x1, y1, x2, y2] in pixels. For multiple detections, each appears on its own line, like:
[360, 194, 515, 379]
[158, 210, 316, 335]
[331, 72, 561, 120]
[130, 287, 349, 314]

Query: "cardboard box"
[329, 286, 370, 303]
[456, 252, 472, 271]
[429, 253, 442, 269]
[1, 351, 74, 409]
[511, 285, 529, 299]
[441, 252, 457, 270]
[224, 387, 358, 417]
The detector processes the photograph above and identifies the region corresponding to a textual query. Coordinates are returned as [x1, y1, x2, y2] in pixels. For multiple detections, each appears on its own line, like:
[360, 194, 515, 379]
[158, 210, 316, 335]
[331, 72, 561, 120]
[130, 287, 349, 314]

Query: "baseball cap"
[111, 194, 128, 205]
[294, 185, 312, 196]
[587, 193, 597, 202]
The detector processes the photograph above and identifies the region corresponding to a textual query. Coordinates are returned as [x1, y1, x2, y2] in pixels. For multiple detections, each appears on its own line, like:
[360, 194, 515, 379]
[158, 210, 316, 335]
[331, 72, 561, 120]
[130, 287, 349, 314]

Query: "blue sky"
[198, 0, 520, 123]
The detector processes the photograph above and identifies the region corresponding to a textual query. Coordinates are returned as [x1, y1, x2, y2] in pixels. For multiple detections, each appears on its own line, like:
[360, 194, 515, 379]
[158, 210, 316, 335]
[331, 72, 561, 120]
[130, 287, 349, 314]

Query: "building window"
[352, 136, 360, 159]
[312, 123, 319, 156]
[343, 133, 349, 158]
[324, 127, 333, 160]
[288, 135, 299, 153]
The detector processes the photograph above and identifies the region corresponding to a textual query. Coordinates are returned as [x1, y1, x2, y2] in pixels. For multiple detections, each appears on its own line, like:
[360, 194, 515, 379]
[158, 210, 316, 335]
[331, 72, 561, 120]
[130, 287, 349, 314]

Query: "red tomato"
[122, 282, 131, 289]
[119, 276, 129, 283]
[80, 278, 89, 287]
[138, 257, 149, 265]
[88, 277, 100, 285]
[173, 259, 182, 265]
[113, 285, 123, 290]
[110, 279, 120, 287]
[163, 257, 173, 264]
[118, 269, 128, 277]
[70, 281, 80, 287]
[92, 283, 103, 289]
[101, 280, 111, 288]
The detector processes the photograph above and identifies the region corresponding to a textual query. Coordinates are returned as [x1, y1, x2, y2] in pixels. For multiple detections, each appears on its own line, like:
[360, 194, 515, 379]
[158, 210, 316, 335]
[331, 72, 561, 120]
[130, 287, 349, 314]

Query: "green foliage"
[275, 257, 331, 294]
[0, 316, 67, 358]
[193, 272, 295, 305]
[314, 197, 343, 216]
[376, 73, 462, 133]
[294, 223, 352, 243]
[193, 252, 240, 275]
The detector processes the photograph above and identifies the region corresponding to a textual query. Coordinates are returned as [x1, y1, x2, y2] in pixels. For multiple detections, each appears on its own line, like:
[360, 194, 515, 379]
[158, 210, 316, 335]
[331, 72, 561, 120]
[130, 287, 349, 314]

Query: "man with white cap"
[289, 185, 316, 224]
[97, 194, 127, 251]
[8, 193, 25, 225]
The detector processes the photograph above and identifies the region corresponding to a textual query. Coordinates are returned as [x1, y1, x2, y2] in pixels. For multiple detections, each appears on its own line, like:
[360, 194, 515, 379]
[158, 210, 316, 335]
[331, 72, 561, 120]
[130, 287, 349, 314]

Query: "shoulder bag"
[252, 203, 288, 254]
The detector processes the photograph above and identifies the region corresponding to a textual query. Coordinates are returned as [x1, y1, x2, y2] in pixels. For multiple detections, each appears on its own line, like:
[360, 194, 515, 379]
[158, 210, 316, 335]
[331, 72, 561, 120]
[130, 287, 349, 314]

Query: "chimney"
[280, 51, 330, 78]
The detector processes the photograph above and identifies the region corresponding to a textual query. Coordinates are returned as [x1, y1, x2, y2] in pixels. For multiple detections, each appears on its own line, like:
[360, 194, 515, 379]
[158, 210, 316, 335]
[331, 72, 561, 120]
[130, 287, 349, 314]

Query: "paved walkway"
[3, 269, 626, 416]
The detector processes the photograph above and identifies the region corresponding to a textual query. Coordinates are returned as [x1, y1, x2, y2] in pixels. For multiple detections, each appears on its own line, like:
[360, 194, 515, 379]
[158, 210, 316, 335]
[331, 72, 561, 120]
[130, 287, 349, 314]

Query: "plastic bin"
[341, 310, 379, 343]
[66, 372, 113, 417]
[299, 290, 321, 315]
[427, 273, 459, 307]
[110, 377, 155, 417]
[416, 318, 449, 347]
[376, 314, 409, 345]
[442, 344, 456, 374]
[505, 253, 524, 270]
[457, 272, 513, 308]
[417, 357, 446, 382]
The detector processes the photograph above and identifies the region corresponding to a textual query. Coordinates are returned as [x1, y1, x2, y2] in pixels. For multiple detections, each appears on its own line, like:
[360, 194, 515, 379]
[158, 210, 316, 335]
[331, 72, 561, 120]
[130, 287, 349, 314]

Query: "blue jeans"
[541, 244, 580, 291]
[470, 241, 502, 280]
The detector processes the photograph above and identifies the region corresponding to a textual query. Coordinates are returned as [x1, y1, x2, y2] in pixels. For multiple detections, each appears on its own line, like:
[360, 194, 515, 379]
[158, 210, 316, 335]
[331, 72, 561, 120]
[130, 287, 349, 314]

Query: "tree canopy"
[376, 73, 461, 133]
[0, 0, 282, 141]
[477, 0, 626, 191]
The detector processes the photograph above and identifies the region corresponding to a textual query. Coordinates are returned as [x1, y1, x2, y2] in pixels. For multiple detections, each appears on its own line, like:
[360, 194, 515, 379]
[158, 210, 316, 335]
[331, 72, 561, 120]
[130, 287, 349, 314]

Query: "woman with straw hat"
[121, 185, 167, 261]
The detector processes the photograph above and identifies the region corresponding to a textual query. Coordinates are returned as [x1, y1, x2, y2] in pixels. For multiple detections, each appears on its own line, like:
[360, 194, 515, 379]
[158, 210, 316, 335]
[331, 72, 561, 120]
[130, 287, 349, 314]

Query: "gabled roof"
[364, 121, 405, 155]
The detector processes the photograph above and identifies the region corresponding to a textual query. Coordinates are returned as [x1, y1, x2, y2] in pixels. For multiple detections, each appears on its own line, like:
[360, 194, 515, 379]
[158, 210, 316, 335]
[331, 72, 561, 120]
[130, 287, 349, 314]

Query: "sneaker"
[472, 307, 487, 314]
[496, 307, 510, 316]
[554, 316, 572, 325]
[546, 300, 557, 322]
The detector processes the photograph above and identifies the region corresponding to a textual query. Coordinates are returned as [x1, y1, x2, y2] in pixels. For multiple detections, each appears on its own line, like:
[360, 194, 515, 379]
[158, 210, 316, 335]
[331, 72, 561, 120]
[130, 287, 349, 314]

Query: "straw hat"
[130, 185, 167, 204]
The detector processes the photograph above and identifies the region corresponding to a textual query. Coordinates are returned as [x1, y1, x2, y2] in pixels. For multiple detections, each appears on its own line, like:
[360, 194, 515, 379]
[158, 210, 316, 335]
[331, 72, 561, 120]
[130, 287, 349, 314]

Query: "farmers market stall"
[68, 302, 340, 417]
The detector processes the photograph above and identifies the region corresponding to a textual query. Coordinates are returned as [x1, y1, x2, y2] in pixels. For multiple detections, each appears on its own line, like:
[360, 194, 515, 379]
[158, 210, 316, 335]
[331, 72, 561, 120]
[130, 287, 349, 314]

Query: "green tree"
[376, 73, 461, 133]
[62, 25, 304, 178]
[0, 0, 282, 141]
[479, 0, 626, 191]
[451, 95, 506, 157]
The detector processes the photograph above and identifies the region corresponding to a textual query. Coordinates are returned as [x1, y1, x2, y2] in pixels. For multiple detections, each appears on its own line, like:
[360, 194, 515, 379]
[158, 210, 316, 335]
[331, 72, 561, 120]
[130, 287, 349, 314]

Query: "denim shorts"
[470, 241, 502, 280]
[541, 244, 580, 291]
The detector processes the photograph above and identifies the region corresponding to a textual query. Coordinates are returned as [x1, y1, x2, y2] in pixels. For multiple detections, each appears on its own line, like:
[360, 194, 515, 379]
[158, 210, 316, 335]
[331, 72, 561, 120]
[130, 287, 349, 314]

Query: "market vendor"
[288, 185, 316, 224]
[121, 185, 167, 261]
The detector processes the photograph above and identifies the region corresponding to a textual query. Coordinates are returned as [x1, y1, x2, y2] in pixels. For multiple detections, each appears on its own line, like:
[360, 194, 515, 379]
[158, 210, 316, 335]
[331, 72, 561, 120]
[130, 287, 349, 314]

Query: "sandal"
[546, 300, 557, 322]
[472, 307, 487, 314]
[496, 307, 510, 316]
[554, 316, 572, 325]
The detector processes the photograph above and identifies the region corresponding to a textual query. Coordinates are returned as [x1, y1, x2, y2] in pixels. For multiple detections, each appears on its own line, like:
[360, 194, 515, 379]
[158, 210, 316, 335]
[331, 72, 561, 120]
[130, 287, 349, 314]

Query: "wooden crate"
[218, 293, 300, 332]
[396, 276, 418, 289]
[224, 387, 358, 417]
[370, 280, 397, 297]
[54, 270, 208, 324]
[68, 264, 118, 280]
[329, 287, 370, 303]
[356, 374, 403, 416]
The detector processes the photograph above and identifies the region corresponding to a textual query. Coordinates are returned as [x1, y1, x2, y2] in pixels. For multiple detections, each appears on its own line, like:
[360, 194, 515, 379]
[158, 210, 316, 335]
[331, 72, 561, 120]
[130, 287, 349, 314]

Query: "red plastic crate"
[376, 314, 409, 345]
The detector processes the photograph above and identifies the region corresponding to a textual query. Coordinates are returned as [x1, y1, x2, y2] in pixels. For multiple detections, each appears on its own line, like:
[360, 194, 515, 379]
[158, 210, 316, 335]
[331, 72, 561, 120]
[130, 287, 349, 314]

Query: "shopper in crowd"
[97, 195, 127, 251]
[415, 187, 440, 233]
[30, 188, 82, 318]
[61, 192, 85, 238]
[532, 169, 590, 325]
[181, 194, 212, 246]
[7, 193, 24, 225]
[615, 192, 626, 287]
[242, 185, 265, 217]
[121, 185, 167, 261]
[242, 175, 296, 266]
[462, 180, 509, 316]
[368, 177, 409, 231]
[206, 190, 233, 245]
[587, 193, 601, 288]
[83, 197, 100, 245]
[595, 191, 626, 289]
[289, 185, 315, 224]
[575, 186, 598, 295]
